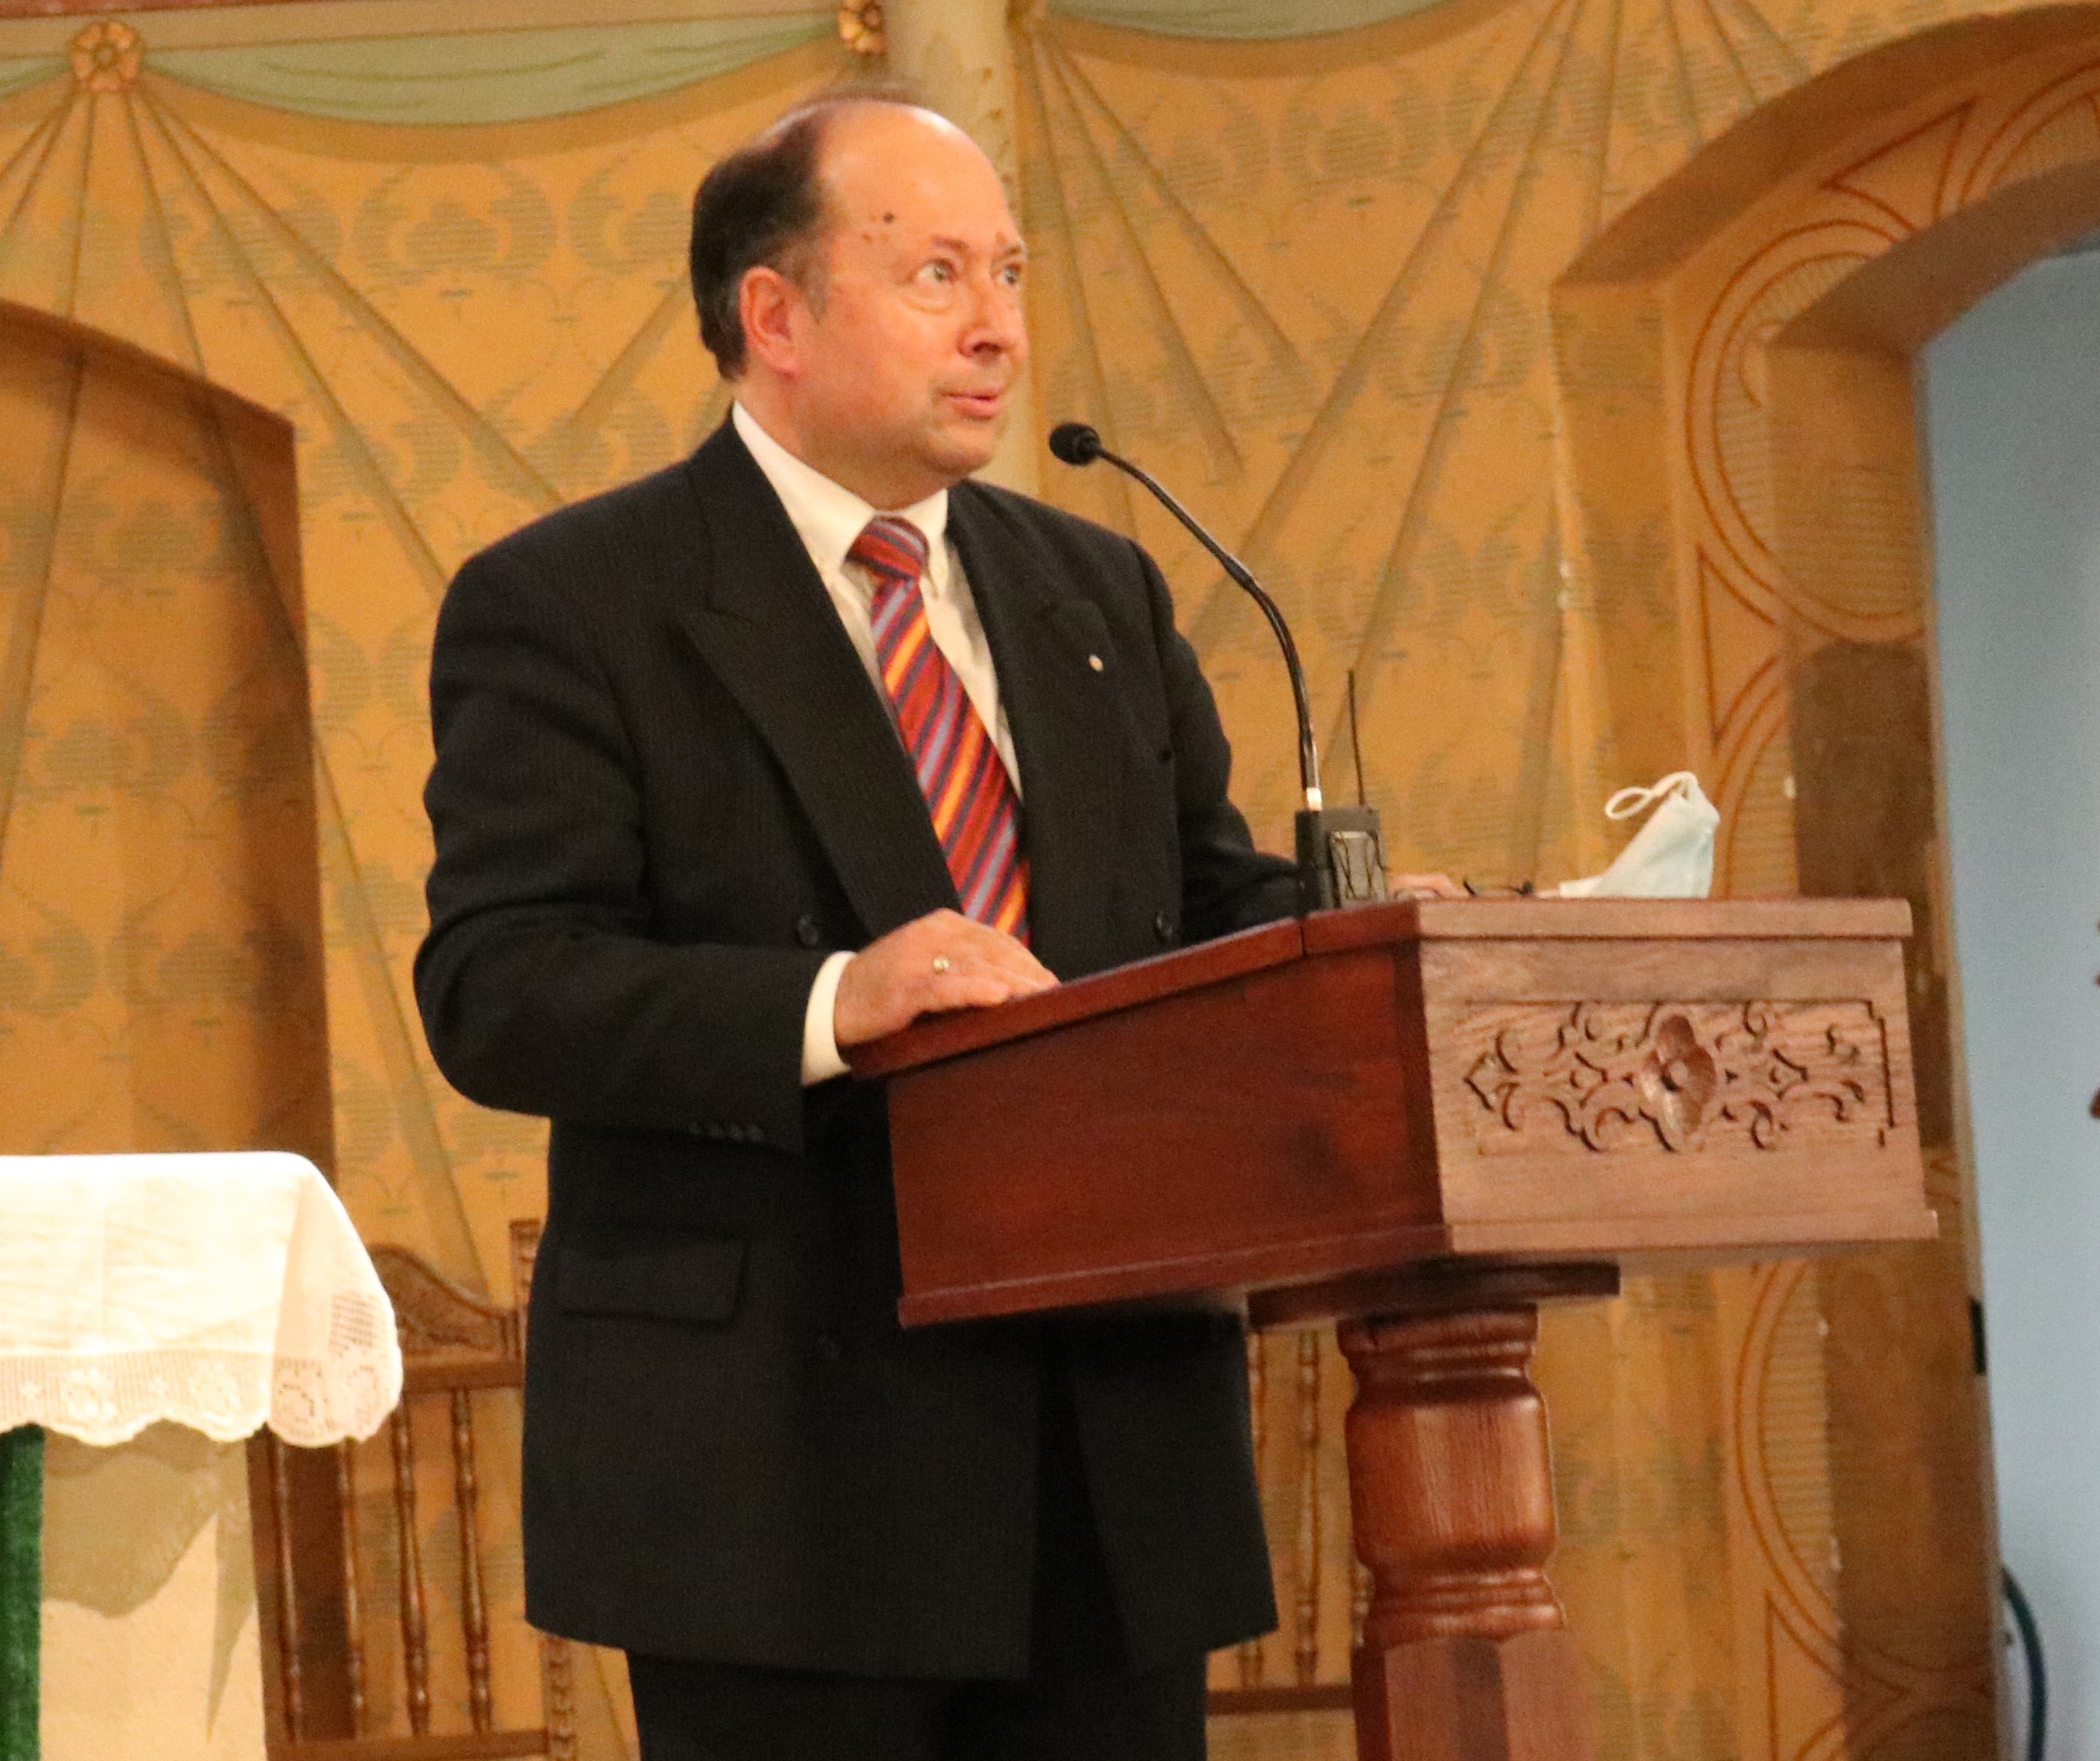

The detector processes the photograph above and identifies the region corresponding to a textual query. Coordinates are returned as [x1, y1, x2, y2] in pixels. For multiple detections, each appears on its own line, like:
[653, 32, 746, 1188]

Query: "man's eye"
[998, 262, 1025, 288]
[919, 261, 955, 285]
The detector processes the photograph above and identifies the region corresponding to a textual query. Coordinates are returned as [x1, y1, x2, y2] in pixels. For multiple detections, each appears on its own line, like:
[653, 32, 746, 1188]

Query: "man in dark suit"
[417, 95, 1305, 1760]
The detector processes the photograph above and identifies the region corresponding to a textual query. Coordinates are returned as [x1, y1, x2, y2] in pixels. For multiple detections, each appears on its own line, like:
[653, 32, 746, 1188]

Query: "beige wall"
[40, 1429, 264, 1761]
[3, 0, 2086, 1750]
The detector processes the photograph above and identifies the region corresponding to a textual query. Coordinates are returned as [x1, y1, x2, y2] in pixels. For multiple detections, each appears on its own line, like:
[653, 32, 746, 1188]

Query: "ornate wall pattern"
[0, 304, 330, 1169]
[0, 14, 847, 1295]
[0, 21, 843, 1755]
[1549, 17, 2100, 1753]
[0, 0, 2076, 1753]
[1010, 6, 2033, 1752]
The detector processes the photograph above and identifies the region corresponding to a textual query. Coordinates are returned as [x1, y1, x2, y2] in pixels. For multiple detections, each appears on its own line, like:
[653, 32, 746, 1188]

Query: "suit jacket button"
[1153, 911, 1175, 942]
[794, 914, 822, 947]
[814, 1333, 843, 1361]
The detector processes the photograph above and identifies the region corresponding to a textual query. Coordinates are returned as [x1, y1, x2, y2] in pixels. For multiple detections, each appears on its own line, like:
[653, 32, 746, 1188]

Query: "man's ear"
[740, 266, 802, 377]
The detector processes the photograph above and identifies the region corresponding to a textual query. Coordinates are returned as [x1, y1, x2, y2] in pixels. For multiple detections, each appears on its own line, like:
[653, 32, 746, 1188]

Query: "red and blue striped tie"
[850, 516, 1030, 943]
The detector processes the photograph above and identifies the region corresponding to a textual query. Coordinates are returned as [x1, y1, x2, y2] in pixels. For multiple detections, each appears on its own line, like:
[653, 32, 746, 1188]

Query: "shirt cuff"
[800, 950, 855, 1086]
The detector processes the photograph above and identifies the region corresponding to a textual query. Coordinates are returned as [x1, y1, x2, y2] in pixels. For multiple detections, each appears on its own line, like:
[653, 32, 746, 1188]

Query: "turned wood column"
[1339, 1304, 1594, 1761]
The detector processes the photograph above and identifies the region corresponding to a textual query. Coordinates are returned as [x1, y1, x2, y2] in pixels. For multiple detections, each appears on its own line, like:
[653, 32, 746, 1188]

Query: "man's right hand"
[833, 908, 1058, 1047]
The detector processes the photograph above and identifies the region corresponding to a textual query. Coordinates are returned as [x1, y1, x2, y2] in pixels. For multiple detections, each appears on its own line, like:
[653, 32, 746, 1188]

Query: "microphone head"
[1048, 422, 1103, 467]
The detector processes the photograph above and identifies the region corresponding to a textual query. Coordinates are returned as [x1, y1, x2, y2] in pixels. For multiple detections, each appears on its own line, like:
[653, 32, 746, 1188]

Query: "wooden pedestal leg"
[1338, 1306, 1593, 1761]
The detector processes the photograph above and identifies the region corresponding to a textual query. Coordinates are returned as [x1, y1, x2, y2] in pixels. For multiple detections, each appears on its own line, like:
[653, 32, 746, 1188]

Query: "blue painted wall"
[1924, 243, 2100, 1757]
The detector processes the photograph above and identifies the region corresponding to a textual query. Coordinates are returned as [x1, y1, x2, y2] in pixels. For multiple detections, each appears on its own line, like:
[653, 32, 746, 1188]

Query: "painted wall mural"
[2, 0, 2091, 1752]
[0, 307, 328, 1169]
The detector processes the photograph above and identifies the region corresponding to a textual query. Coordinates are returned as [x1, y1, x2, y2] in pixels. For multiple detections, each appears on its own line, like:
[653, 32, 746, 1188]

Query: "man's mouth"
[946, 388, 1006, 420]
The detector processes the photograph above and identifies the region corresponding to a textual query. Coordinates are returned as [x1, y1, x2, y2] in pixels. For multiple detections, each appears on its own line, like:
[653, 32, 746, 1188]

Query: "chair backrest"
[1205, 1326, 1364, 1721]
[256, 1219, 575, 1761]
[255, 1231, 1353, 1742]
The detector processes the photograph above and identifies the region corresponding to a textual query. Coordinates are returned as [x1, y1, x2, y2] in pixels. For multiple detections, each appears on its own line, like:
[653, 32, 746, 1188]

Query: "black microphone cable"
[2004, 1566, 2045, 1761]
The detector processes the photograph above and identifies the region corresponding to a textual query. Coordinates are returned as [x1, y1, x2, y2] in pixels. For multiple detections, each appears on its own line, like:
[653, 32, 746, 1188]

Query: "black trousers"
[626, 1652, 1207, 1761]
[627, 1340, 1209, 1761]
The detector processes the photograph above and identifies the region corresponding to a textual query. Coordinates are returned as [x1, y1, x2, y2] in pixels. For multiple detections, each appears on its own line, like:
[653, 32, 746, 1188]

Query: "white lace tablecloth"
[0, 1152, 400, 1446]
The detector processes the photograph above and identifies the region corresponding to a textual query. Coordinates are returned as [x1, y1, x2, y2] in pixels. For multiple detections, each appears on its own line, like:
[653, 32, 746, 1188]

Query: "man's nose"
[963, 276, 1026, 355]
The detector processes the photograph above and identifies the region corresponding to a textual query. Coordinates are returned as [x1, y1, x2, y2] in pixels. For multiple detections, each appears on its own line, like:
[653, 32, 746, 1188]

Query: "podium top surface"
[849, 896, 1911, 1081]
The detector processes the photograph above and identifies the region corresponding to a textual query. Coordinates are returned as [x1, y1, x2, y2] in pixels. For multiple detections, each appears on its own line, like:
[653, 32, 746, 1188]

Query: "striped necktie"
[850, 516, 1030, 943]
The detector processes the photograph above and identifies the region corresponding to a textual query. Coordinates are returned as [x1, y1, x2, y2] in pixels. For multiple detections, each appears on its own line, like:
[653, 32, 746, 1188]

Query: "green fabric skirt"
[0, 1426, 40, 1761]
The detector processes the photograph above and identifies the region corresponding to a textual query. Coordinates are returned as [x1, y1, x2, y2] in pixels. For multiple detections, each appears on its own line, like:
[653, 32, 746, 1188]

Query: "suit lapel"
[949, 485, 1127, 978]
[670, 425, 958, 941]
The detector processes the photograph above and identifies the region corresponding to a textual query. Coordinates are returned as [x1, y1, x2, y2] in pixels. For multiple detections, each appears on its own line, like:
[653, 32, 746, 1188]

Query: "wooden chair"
[1206, 1327, 1362, 1720]
[254, 1220, 576, 1761]
[250, 1220, 1347, 1745]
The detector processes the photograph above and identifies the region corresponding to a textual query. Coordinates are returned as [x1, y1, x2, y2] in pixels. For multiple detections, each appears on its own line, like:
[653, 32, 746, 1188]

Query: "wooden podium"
[851, 898, 1933, 1760]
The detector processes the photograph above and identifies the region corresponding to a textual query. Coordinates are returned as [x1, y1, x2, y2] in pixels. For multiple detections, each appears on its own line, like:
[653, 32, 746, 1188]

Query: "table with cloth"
[0, 1152, 400, 1761]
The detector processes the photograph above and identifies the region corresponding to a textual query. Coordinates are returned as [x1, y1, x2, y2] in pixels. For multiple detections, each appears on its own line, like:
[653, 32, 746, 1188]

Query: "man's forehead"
[817, 105, 1018, 240]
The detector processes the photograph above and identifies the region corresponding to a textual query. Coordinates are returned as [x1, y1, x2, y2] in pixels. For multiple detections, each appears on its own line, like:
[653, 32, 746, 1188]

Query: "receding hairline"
[792, 97, 1003, 219]
[744, 96, 975, 285]
[763, 94, 974, 206]
[762, 92, 961, 150]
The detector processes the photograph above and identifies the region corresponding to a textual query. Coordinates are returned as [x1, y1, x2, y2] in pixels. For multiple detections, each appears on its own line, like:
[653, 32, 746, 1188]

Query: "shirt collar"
[732, 401, 949, 585]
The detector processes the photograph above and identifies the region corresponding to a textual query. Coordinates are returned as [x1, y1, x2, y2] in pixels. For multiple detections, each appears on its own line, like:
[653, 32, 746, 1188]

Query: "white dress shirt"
[730, 402, 1021, 1086]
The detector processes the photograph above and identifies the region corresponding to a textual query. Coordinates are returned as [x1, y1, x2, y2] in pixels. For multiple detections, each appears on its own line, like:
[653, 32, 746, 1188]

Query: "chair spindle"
[335, 1439, 367, 1735]
[1294, 1328, 1322, 1686]
[450, 1388, 493, 1732]
[268, 1431, 306, 1740]
[390, 1403, 431, 1735]
[1237, 1330, 1268, 1689]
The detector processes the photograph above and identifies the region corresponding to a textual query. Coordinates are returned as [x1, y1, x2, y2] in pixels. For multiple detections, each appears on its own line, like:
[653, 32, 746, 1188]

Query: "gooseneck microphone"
[1048, 422, 1321, 814]
[1047, 421, 1388, 913]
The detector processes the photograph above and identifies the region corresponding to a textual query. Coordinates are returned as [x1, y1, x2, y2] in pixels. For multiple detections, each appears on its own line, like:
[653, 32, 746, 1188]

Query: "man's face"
[754, 106, 1028, 509]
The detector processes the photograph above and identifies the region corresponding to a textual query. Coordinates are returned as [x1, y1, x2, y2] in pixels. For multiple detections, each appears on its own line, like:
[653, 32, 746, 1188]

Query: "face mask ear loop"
[1604, 770, 1699, 821]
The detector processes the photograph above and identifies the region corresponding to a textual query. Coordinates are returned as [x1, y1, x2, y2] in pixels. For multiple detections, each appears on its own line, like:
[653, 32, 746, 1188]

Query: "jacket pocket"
[554, 1237, 745, 1325]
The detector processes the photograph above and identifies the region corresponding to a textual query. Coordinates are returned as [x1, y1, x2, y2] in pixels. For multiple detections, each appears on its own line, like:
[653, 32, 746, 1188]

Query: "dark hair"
[689, 89, 921, 379]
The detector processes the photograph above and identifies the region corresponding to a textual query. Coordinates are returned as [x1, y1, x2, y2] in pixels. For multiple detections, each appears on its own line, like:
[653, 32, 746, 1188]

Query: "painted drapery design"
[0, 28, 837, 1755]
[1014, 0, 1840, 882]
[0, 11, 835, 125]
[0, 21, 846, 1298]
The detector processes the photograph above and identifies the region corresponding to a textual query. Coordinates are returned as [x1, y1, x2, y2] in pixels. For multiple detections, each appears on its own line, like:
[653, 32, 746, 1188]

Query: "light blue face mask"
[1555, 771, 1719, 899]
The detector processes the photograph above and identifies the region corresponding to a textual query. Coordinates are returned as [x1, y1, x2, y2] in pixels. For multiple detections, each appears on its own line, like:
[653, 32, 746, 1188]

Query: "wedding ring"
[931, 955, 952, 975]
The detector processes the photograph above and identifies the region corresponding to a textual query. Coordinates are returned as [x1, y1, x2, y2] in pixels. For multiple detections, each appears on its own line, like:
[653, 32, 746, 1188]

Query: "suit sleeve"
[415, 544, 829, 1154]
[1137, 548, 1302, 942]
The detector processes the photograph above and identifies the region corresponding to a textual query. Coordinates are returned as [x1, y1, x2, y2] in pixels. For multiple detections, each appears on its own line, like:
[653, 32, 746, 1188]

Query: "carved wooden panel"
[1460, 1000, 1894, 1155]
[368, 1245, 514, 1360]
[1411, 931, 1927, 1250]
[1208, 1325, 1359, 1723]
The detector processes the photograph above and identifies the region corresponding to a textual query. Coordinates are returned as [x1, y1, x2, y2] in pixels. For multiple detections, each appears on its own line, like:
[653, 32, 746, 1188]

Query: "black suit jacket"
[416, 421, 1299, 1679]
